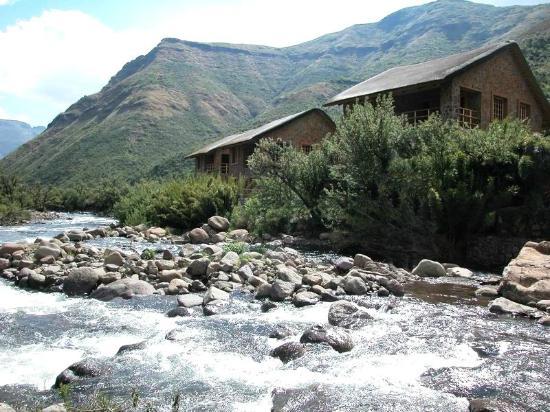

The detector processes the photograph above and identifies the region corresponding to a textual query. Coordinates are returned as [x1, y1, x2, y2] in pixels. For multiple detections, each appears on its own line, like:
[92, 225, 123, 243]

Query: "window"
[518, 102, 531, 121]
[493, 96, 508, 121]
[301, 144, 312, 154]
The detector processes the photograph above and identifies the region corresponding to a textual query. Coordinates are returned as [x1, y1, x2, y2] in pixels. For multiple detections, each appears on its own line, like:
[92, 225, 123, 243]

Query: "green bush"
[114, 175, 244, 229]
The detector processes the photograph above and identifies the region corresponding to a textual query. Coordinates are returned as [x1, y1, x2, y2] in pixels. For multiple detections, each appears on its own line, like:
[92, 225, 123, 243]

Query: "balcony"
[401, 108, 439, 125]
[456, 107, 480, 128]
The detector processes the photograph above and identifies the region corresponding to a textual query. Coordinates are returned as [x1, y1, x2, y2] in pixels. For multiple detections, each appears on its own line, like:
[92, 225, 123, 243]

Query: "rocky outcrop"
[497, 241, 550, 306]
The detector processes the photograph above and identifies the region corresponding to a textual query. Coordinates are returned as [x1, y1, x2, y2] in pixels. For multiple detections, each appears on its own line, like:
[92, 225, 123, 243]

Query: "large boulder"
[300, 324, 353, 353]
[90, 278, 155, 301]
[412, 259, 446, 277]
[147, 227, 166, 237]
[207, 216, 230, 232]
[189, 228, 209, 244]
[334, 257, 354, 273]
[328, 300, 372, 329]
[0, 404, 16, 412]
[227, 229, 249, 241]
[353, 254, 372, 269]
[63, 267, 101, 295]
[498, 241, 550, 305]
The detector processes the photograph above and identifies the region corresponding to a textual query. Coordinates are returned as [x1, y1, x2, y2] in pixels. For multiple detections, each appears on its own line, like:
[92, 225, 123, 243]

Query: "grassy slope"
[2, 0, 549, 185]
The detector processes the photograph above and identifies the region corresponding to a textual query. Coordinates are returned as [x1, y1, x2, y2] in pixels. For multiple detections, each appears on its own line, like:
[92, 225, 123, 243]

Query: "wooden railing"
[220, 163, 229, 174]
[456, 107, 480, 128]
[401, 108, 439, 125]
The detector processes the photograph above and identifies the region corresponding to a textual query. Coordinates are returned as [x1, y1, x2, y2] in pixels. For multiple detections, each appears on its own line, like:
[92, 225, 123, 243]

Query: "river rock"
[177, 294, 203, 308]
[187, 258, 210, 278]
[27, 271, 46, 289]
[276, 264, 302, 285]
[0, 242, 27, 256]
[342, 275, 369, 295]
[189, 228, 209, 244]
[63, 267, 101, 295]
[147, 227, 166, 237]
[0, 404, 16, 412]
[269, 324, 293, 339]
[498, 241, 550, 305]
[412, 259, 446, 277]
[166, 306, 191, 317]
[35, 245, 61, 260]
[270, 342, 305, 363]
[300, 324, 353, 353]
[203, 286, 229, 305]
[220, 251, 240, 272]
[475, 285, 499, 298]
[447, 267, 474, 278]
[328, 300, 372, 329]
[227, 229, 249, 241]
[353, 254, 372, 269]
[116, 341, 147, 355]
[203, 299, 228, 316]
[538, 316, 550, 326]
[167, 278, 188, 295]
[66, 230, 88, 242]
[0, 258, 9, 270]
[158, 269, 183, 282]
[54, 358, 103, 388]
[270, 279, 295, 301]
[293, 291, 320, 307]
[90, 278, 155, 301]
[208, 216, 230, 232]
[334, 257, 353, 272]
[377, 277, 405, 297]
[488, 297, 540, 317]
[104, 251, 124, 266]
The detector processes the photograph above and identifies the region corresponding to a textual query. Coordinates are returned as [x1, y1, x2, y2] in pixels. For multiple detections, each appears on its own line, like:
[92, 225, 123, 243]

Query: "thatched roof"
[186, 108, 330, 157]
[326, 41, 548, 114]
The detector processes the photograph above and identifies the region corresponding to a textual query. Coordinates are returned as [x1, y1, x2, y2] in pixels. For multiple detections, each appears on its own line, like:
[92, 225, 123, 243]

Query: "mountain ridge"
[3, 0, 549, 184]
[0, 120, 45, 159]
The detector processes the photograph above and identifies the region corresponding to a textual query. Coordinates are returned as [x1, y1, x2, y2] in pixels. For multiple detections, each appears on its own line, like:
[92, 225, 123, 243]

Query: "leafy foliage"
[242, 97, 550, 247]
[113, 175, 244, 229]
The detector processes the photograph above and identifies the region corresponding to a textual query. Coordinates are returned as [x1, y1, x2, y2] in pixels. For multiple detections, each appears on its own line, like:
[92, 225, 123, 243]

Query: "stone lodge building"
[186, 108, 335, 177]
[326, 41, 550, 131]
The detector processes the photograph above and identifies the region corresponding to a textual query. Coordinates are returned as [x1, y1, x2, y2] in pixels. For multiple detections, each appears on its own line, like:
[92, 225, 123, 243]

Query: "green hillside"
[2, 0, 549, 185]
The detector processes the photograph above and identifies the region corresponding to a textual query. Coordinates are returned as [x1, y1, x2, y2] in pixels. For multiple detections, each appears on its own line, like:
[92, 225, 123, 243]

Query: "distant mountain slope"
[3, 0, 549, 185]
[0, 120, 44, 158]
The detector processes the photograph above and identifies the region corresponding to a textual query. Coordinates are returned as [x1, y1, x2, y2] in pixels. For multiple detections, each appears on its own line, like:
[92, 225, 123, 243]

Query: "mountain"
[3, 0, 549, 185]
[0, 120, 45, 159]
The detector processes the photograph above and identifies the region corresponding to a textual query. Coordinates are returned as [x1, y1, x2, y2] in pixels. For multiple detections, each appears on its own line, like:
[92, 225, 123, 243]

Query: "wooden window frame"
[301, 144, 312, 154]
[492, 95, 508, 121]
[518, 101, 531, 121]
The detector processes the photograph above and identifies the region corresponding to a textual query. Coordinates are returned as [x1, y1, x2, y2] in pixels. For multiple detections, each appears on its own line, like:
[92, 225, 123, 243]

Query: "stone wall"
[449, 48, 545, 131]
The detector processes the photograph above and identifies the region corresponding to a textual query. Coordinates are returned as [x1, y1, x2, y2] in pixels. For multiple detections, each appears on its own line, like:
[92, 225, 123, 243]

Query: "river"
[0, 213, 548, 411]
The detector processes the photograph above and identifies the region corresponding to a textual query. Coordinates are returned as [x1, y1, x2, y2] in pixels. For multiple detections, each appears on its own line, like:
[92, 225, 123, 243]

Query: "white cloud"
[0, 10, 157, 124]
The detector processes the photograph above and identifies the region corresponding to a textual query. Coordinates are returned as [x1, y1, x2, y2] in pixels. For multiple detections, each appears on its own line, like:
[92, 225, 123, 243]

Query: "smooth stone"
[334, 257, 354, 272]
[177, 294, 203, 308]
[292, 291, 320, 307]
[189, 228, 209, 244]
[353, 254, 372, 269]
[166, 307, 191, 317]
[488, 297, 539, 317]
[63, 267, 101, 295]
[475, 285, 499, 298]
[207, 216, 230, 232]
[116, 341, 147, 355]
[270, 279, 295, 301]
[104, 251, 124, 266]
[90, 278, 155, 301]
[203, 286, 229, 305]
[269, 324, 293, 339]
[270, 342, 305, 363]
[412, 259, 446, 277]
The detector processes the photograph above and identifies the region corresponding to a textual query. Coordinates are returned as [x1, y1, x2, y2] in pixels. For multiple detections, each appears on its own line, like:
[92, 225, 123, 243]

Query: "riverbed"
[0, 213, 548, 411]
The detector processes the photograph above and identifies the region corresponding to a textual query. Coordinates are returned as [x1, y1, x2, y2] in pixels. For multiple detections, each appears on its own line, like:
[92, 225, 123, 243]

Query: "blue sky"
[0, 0, 548, 126]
